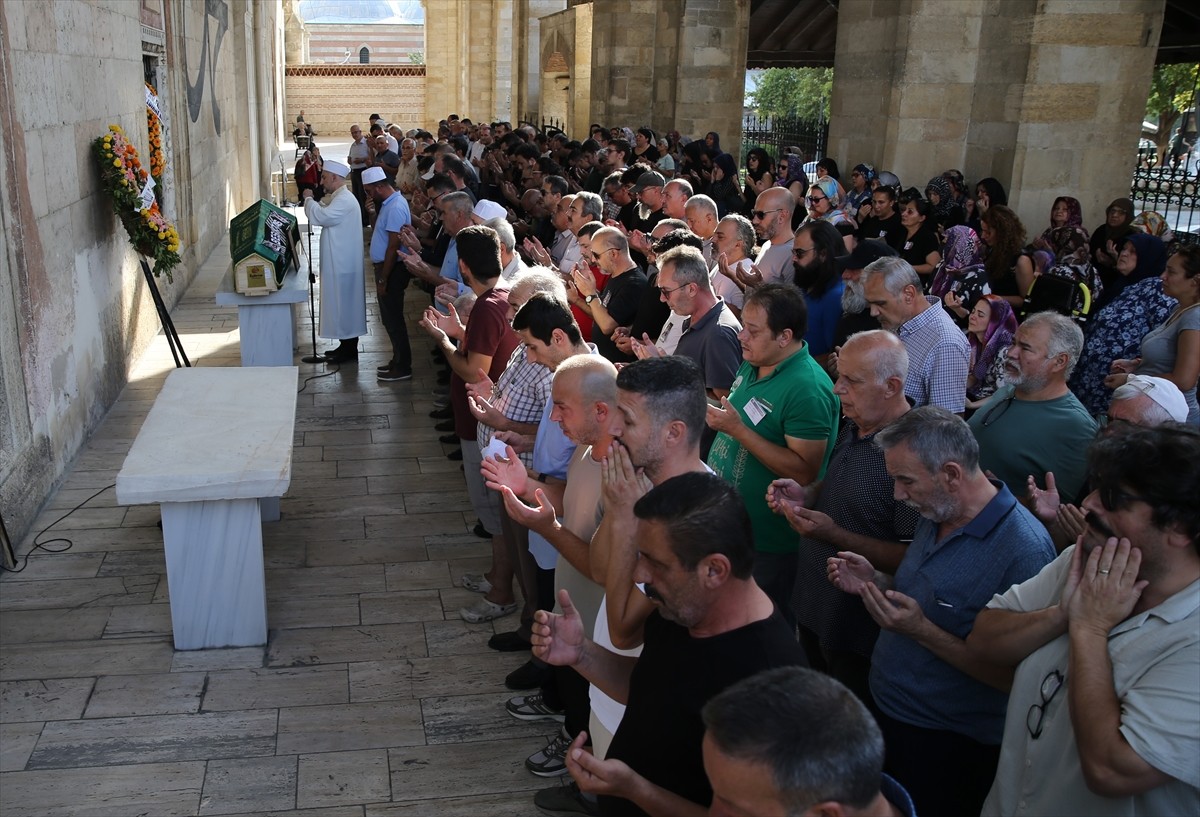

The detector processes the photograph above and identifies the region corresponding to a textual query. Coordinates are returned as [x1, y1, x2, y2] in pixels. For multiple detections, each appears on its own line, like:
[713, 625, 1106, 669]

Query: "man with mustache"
[532, 472, 806, 817]
[970, 425, 1200, 816]
[968, 311, 1097, 508]
[827, 406, 1054, 817]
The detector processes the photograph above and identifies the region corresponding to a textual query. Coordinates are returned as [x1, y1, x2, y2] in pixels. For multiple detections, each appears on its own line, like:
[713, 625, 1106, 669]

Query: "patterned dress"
[1069, 277, 1176, 414]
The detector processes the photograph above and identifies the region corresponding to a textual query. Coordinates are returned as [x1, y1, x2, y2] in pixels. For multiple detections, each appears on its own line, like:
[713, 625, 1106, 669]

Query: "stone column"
[584, 0, 748, 151]
[828, 0, 1165, 231]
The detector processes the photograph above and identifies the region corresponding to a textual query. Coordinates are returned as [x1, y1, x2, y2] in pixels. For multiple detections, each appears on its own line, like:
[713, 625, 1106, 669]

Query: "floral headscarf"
[1131, 210, 1169, 238]
[1036, 196, 1090, 265]
[809, 177, 845, 210]
[970, 295, 1017, 387]
[925, 176, 956, 221]
[931, 226, 986, 298]
[776, 155, 809, 191]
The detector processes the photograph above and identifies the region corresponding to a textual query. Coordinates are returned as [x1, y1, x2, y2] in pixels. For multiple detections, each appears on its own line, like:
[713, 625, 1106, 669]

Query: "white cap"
[420, 168, 435, 181]
[472, 199, 507, 222]
[323, 159, 350, 178]
[1123, 375, 1189, 422]
[362, 166, 387, 184]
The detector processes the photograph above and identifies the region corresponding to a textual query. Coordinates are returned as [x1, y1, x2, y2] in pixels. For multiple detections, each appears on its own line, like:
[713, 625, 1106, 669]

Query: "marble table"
[116, 367, 298, 650]
[215, 266, 307, 367]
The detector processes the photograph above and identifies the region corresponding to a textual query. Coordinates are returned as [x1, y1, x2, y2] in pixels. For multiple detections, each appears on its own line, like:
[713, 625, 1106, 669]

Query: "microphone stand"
[299, 215, 326, 364]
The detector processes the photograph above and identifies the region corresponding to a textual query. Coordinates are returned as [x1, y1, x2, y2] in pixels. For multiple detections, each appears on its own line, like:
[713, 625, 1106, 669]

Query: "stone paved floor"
[0, 226, 557, 816]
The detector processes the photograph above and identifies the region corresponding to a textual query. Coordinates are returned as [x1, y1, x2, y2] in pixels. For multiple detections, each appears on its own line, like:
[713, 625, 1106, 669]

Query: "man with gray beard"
[833, 240, 896, 351]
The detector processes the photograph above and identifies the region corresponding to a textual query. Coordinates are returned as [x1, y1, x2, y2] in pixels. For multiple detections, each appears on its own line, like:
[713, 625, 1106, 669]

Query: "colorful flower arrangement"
[93, 124, 182, 279]
[145, 84, 166, 183]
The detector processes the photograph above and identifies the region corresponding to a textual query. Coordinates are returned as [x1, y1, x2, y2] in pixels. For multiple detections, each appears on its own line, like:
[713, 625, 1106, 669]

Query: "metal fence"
[519, 113, 566, 133]
[1130, 160, 1199, 242]
[739, 112, 829, 167]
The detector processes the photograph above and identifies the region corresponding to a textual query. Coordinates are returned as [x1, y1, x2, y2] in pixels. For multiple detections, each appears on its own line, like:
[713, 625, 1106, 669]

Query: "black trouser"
[798, 625, 875, 711]
[376, 263, 411, 373]
[350, 168, 367, 220]
[876, 709, 1001, 817]
[753, 550, 799, 631]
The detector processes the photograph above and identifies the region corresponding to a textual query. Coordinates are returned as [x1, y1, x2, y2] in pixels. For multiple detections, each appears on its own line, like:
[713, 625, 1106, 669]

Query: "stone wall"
[0, 0, 285, 543]
[305, 23, 424, 65]
[285, 65, 427, 135]
[829, 0, 1164, 231]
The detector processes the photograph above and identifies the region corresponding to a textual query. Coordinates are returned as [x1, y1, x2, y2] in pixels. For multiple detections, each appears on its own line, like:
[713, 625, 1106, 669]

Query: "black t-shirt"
[832, 309, 881, 352]
[628, 268, 671, 347]
[601, 608, 806, 817]
[899, 227, 940, 279]
[857, 212, 905, 250]
[592, 268, 648, 363]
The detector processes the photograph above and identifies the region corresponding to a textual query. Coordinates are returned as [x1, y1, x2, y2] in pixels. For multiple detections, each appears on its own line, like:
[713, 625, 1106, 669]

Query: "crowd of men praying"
[296, 110, 1200, 817]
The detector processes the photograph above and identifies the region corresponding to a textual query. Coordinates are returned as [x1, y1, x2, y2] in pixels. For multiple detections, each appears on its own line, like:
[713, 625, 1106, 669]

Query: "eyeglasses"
[1098, 484, 1148, 511]
[1025, 669, 1064, 739]
[658, 282, 692, 296]
[978, 394, 1015, 427]
[806, 195, 827, 205]
[792, 246, 816, 258]
[751, 208, 783, 220]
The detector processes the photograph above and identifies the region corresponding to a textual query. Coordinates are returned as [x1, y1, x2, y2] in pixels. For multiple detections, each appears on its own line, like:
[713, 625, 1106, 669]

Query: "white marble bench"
[116, 367, 298, 650]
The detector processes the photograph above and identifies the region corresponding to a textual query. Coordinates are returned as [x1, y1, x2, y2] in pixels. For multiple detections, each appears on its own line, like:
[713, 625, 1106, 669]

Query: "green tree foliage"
[1145, 63, 1197, 161]
[748, 68, 833, 121]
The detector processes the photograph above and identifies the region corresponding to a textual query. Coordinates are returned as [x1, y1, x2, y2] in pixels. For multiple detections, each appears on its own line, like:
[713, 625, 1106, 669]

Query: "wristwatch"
[585, 294, 597, 305]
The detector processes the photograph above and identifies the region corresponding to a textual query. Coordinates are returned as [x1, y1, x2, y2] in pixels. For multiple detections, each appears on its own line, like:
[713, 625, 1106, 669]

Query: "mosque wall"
[285, 66, 427, 136]
[0, 0, 285, 543]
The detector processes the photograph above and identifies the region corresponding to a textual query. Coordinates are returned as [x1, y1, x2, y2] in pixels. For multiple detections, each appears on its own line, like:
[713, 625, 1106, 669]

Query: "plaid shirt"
[476, 344, 553, 467]
[897, 297, 970, 413]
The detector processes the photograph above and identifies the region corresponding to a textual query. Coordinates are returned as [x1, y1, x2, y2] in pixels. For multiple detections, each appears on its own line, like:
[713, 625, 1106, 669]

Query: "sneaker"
[377, 361, 396, 373]
[507, 692, 565, 722]
[526, 727, 572, 777]
[460, 573, 493, 594]
[377, 367, 413, 382]
[459, 597, 517, 623]
[534, 781, 600, 816]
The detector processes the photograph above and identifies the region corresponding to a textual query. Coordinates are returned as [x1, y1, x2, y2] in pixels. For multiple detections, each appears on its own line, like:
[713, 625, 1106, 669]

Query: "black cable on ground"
[0, 483, 116, 573]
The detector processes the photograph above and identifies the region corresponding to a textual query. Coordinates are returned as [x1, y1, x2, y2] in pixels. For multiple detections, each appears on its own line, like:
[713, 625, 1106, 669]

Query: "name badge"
[744, 397, 770, 425]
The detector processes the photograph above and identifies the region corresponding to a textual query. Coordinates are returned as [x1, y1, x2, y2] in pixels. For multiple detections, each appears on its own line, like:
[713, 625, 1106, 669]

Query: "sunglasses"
[751, 208, 783, 220]
[806, 195, 827, 205]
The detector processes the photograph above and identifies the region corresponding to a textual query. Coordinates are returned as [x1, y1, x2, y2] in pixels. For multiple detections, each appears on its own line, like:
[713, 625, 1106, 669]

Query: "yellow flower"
[113, 159, 121, 167]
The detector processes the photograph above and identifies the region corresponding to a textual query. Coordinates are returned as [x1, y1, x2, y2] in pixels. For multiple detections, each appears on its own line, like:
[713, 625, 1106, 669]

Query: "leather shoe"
[439, 433, 460, 444]
[434, 420, 455, 432]
[429, 406, 453, 419]
[506, 659, 551, 690]
[447, 447, 463, 460]
[489, 631, 532, 652]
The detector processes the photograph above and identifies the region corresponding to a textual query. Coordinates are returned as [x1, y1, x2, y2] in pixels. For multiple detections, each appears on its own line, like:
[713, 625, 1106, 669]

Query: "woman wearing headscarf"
[966, 294, 1018, 410]
[932, 226, 988, 324]
[1032, 196, 1090, 266]
[924, 175, 966, 229]
[1089, 197, 1135, 291]
[802, 177, 856, 251]
[1069, 232, 1176, 414]
[846, 163, 876, 222]
[775, 154, 810, 227]
[1130, 210, 1173, 241]
[742, 147, 775, 214]
[708, 153, 745, 218]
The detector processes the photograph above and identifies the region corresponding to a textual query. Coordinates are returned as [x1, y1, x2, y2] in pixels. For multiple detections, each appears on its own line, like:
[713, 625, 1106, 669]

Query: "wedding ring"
[1099, 569, 1111, 575]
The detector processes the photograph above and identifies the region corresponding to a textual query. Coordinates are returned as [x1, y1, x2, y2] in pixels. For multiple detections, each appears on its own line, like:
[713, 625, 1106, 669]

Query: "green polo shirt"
[707, 344, 840, 554]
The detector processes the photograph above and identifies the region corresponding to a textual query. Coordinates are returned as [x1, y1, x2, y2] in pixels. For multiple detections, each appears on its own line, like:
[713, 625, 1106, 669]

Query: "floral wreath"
[146, 83, 166, 184]
[93, 124, 181, 279]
